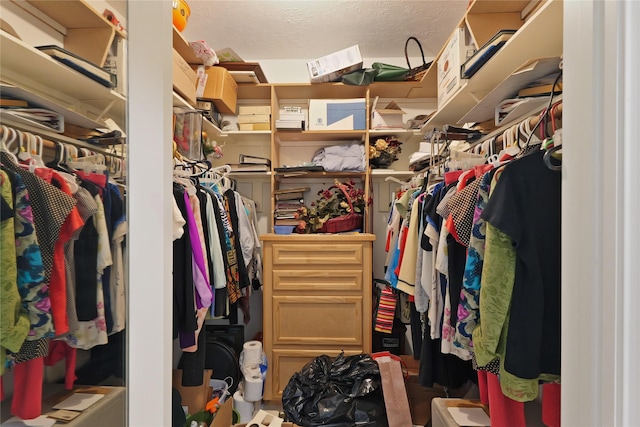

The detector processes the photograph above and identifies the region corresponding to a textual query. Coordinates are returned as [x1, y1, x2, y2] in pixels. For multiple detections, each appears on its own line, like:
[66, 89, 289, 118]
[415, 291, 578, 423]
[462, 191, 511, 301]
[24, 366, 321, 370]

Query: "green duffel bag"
[372, 62, 409, 81]
[341, 68, 377, 86]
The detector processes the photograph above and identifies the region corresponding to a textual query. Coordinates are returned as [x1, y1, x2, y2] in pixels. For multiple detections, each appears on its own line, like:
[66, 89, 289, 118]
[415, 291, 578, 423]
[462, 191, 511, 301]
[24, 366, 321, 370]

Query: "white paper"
[1, 416, 55, 427]
[52, 392, 105, 411]
[447, 406, 491, 426]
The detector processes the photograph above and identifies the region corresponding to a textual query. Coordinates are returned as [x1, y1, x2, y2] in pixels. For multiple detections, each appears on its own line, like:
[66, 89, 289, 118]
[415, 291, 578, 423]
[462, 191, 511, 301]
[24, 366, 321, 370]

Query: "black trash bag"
[282, 353, 388, 427]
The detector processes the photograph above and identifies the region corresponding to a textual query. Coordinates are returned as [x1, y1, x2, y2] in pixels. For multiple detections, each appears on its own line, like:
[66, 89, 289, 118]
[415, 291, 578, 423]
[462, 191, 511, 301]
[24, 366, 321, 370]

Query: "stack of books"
[229, 154, 271, 172]
[274, 187, 309, 225]
[275, 106, 306, 130]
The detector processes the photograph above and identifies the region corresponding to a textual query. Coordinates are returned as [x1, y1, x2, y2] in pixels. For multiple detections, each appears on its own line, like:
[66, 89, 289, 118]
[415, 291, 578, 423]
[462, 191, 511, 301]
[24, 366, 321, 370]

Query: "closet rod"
[0, 121, 125, 159]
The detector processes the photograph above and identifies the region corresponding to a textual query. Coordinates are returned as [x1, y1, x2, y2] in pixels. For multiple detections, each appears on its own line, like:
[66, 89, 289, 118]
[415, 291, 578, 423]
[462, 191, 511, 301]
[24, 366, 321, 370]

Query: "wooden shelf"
[370, 169, 416, 179]
[229, 171, 271, 179]
[369, 129, 424, 144]
[369, 79, 437, 99]
[1, 82, 106, 129]
[172, 26, 201, 64]
[1, 31, 126, 128]
[274, 83, 367, 100]
[19, 0, 125, 66]
[276, 130, 366, 143]
[274, 171, 367, 181]
[424, 0, 562, 129]
[467, 0, 531, 15]
[223, 130, 271, 141]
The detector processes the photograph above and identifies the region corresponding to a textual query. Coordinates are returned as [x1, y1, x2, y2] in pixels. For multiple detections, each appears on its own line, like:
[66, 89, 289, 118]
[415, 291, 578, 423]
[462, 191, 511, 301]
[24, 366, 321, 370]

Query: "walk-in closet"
[1, 1, 639, 426]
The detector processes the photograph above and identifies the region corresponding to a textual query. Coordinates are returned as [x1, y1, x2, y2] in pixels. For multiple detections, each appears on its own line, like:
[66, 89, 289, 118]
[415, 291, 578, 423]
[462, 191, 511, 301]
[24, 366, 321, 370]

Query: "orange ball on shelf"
[172, 0, 190, 32]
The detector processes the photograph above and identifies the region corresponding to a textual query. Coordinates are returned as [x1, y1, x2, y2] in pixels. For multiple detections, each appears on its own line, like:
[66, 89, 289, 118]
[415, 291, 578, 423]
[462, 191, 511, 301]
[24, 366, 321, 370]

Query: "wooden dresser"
[260, 233, 375, 401]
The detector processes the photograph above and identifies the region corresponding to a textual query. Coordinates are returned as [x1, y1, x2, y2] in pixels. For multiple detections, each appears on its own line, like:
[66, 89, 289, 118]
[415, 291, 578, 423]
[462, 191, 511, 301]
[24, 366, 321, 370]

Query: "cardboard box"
[172, 369, 213, 416]
[306, 45, 363, 83]
[308, 98, 366, 130]
[431, 398, 489, 427]
[238, 105, 271, 115]
[173, 49, 197, 106]
[239, 123, 271, 131]
[195, 65, 238, 114]
[437, 25, 475, 108]
[371, 100, 406, 130]
[237, 114, 270, 124]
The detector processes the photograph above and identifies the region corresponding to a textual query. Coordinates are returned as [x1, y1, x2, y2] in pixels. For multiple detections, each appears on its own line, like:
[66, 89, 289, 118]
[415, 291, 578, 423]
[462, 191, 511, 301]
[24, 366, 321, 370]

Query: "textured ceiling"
[181, 1, 470, 61]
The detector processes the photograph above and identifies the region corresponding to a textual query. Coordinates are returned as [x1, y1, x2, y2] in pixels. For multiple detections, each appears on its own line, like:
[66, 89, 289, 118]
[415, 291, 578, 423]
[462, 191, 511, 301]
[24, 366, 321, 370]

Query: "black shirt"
[481, 150, 561, 378]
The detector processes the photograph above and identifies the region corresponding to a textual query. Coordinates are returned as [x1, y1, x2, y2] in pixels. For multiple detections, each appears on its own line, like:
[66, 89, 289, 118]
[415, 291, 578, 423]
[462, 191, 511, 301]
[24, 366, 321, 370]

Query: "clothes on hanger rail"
[0, 138, 127, 419]
[382, 124, 562, 426]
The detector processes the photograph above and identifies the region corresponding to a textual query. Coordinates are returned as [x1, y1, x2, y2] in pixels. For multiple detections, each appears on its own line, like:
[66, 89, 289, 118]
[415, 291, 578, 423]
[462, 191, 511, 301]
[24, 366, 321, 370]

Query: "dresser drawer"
[272, 269, 363, 292]
[271, 243, 363, 266]
[269, 348, 362, 399]
[272, 296, 363, 346]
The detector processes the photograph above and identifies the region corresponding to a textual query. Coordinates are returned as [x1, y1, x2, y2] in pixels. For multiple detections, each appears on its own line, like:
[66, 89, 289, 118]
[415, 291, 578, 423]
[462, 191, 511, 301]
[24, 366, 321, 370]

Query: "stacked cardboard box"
[237, 105, 271, 130]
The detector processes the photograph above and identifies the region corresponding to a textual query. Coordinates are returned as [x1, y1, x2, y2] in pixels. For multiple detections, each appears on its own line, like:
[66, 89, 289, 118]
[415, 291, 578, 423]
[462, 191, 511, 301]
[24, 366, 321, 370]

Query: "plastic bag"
[282, 353, 388, 427]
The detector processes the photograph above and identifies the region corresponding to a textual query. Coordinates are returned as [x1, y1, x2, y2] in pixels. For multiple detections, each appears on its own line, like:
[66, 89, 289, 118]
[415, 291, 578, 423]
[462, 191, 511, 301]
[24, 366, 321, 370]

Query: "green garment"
[0, 170, 30, 375]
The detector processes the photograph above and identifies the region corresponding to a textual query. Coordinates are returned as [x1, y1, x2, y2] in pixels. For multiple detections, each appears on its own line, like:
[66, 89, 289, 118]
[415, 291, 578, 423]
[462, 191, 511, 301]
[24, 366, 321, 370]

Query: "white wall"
[254, 56, 430, 83]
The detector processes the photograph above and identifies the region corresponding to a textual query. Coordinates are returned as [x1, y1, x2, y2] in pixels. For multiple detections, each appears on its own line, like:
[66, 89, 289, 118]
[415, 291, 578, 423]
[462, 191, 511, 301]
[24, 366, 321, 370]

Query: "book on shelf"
[275, 207, 301, 213]
[274, 212, 297, 219]
[275, 192, 306, 201]
[279, 112, 306, 121]
[276, 119, 305, 130]
[274, 187, 310, 194]
[275, 205, 302, 213]
[36, 45, 115, 88]
[276, 200, 304, 207]
[460, 30, 517, 79]
[228, 163, 270, 172]
[0, 107, 64, 132]
[274, 218, 300, 226]
[239, 154, 271, 167]
[276, 200, 304, 209]
[518, 82, 563, 97]
[0, 98, 28, 107]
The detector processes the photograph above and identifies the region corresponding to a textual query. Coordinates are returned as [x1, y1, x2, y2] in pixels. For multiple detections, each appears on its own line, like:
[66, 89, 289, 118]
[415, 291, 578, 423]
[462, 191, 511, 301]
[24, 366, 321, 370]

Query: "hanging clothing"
[481, 150, 561, 382]
[64, 186, 97, 335]
[172, 185, 197, 347]
[66, 194, 111, 350]
[453, 169, 496, 354]
[0, 170, 30, 375]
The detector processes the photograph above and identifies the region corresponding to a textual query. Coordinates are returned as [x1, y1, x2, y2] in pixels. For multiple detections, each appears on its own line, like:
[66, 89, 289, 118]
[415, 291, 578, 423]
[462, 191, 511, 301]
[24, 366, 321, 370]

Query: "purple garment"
[183, 191, 213, 309]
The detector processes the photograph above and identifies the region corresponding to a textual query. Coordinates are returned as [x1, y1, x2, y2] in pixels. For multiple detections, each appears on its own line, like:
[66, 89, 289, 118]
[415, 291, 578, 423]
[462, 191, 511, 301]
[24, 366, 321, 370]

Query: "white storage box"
[437, 25, 475, 108]
[306, 45, 363, 83]
[308, 98, 366, 130]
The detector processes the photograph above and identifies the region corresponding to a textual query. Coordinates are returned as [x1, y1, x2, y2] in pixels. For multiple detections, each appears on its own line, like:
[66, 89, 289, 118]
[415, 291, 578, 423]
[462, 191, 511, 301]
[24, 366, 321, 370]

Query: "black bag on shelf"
[282, 353, 388, 427]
